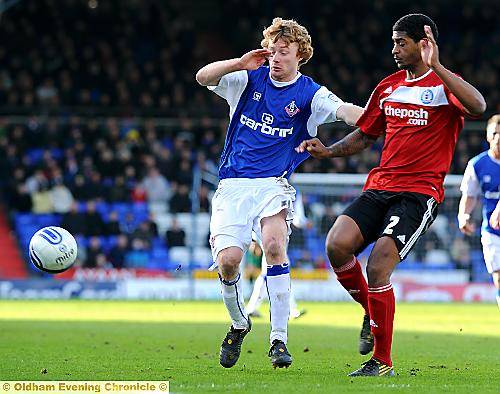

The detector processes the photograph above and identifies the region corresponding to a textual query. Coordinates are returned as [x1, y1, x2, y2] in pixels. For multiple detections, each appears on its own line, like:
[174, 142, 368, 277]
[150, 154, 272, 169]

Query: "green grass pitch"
[0, 301, 498, 393]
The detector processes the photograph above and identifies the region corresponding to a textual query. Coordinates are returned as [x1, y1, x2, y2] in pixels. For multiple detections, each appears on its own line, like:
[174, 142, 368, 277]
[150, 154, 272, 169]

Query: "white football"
[29, 226, 78, 273]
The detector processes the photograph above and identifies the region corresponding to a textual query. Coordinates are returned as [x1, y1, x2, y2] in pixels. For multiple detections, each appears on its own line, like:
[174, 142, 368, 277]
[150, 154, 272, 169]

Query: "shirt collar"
[269, 72, 301, 87]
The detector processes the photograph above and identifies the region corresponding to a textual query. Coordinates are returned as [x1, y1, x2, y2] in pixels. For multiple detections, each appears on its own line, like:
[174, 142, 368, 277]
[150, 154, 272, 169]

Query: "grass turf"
[0, 301, 498, 393]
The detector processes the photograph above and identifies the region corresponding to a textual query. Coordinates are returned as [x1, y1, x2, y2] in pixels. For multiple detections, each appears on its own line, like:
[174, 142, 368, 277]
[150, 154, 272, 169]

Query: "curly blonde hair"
[261, 18, 313, 67]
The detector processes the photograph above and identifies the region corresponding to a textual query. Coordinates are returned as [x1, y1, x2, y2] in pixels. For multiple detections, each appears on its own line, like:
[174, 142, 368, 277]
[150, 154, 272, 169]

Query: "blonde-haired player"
[459, 114, 500, 308]
[196, 17, 362, 369]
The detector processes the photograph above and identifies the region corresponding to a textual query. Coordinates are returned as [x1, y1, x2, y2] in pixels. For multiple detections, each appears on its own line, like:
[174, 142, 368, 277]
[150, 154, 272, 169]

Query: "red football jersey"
[356, 69, 469, 203]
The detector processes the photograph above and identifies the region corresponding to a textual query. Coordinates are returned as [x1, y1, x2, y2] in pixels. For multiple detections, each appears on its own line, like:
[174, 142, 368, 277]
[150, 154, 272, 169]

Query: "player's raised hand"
[238, 49, 272, 70]
[420, 25, 440, 69]
[489, 203, 500, 230]
[295, 138, 331, 159]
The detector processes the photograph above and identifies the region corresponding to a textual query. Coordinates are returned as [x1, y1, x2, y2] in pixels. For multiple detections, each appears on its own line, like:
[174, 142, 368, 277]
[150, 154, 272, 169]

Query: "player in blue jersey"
[196, 17, 363, 369]
[459, 114, 500, 309]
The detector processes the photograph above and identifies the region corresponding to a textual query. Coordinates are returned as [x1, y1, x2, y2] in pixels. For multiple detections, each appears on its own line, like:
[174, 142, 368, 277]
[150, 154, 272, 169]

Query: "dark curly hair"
[393, 14, 438, 42]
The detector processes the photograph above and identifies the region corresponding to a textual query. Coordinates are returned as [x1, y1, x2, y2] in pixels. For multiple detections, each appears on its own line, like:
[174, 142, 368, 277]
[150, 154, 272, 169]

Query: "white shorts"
[481, 231, 500, 273]
[209, 177, 296, 261]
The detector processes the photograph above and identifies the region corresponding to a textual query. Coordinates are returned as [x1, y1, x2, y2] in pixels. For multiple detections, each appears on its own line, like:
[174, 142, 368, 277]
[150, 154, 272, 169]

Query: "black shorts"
[343, 189, 439, 260]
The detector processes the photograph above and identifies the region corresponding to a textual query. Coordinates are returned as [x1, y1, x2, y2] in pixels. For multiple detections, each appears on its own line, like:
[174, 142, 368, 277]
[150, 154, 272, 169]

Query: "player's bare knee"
[326, 228, 354, 268]
[217, 250, 241, 279]
[262, 238, 285, 263]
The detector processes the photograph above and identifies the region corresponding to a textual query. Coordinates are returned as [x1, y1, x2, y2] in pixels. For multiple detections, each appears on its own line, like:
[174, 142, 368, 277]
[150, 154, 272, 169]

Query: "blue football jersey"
[471, 151, 500, 236]
[210, 66, 342, 179]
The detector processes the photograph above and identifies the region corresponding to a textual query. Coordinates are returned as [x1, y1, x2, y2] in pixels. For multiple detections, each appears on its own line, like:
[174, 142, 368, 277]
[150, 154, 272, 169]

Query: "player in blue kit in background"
[459, 114, 500, 309]
[196, 17, 363, 369]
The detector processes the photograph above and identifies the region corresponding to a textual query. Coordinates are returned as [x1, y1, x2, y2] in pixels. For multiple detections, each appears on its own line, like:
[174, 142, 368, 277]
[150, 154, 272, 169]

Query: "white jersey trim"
[207, 70, 249, 120]
[379, 84, 449, 109]
[307, 86, 345, 137]
[405, 69, 433, 82]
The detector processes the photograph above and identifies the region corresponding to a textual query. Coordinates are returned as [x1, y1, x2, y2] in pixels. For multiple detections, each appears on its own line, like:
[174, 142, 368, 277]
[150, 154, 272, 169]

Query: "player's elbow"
[195, 68, 208, 86]
[469, 97, 487, 116]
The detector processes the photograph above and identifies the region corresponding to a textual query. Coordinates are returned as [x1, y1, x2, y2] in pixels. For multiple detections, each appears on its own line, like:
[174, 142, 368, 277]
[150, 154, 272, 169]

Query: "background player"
[297, 14, 486, 376]
[459, 114, 500, 309]
[196, 18, 363, 369]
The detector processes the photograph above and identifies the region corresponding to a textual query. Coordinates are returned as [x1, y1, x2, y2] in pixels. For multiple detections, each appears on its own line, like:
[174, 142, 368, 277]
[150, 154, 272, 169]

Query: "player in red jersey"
[296, 14, 486, 376]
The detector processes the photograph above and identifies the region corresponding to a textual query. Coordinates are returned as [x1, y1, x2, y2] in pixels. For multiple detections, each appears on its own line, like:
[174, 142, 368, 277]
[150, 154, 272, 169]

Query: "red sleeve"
[355, 85, 386, 137]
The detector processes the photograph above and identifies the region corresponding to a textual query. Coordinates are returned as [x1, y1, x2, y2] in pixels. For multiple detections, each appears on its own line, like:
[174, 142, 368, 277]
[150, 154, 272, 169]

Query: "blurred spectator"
[165, 218, 186, 247]
[105, 211, 121, 236]
[107, 234, 128, 269]
[84, 200, 105, 236]
[169, 184, 191, 213]
[142, 167, 170, 206]
[107, 175, 130, 202]
[124, 238, 149, 268]
[131, 221, 154, 247]
[25, 169, 48, 194]
[50, 179, 74, 213]
[31, 184, 53, 213]
[11, 184, 32, 212]
[84, 237, 105, 268]
[61, 202, 86, 236]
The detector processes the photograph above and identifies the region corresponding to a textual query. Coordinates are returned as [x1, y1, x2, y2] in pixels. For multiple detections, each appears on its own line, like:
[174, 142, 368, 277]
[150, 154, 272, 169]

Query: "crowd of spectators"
[0, 0, 497, 116]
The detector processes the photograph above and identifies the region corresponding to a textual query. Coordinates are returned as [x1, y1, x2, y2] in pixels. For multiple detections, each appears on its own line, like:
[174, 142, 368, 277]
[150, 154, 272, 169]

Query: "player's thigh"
[209, 186, 253, 262]
[335, 191, 388, 253]
[380, 192, 438, 261]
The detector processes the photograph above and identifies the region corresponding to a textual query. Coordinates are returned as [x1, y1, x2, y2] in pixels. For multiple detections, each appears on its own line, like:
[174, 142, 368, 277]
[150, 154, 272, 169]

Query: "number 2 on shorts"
[383, 216, 400, 235]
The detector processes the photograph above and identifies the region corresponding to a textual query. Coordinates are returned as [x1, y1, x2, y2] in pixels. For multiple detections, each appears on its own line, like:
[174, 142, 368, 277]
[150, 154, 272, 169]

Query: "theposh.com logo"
[384, 105, 429, 126]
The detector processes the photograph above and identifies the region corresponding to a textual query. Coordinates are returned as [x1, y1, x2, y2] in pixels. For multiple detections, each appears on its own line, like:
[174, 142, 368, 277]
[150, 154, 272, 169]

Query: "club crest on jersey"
[253, 91, 262, 101]
[421, 89, 434, 104]
[285, 100, 300, 117]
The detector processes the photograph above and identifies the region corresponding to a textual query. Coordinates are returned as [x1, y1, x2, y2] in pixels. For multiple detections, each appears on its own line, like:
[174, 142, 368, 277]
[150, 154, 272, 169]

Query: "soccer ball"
[29, 226, 78, 273]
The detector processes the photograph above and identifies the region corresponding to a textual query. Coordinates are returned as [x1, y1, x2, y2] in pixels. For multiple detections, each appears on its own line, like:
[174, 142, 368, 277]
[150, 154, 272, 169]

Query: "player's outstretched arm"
[421, 25, 486, 116]
[195, 49, 271, 86]
[336, 104, 364, 126]
[295, 129, 377, 159]
[458, 195, 477, 235]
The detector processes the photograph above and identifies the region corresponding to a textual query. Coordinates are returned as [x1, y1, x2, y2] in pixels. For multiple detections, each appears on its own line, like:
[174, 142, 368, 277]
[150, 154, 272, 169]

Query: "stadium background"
[0, 0, 498, 299]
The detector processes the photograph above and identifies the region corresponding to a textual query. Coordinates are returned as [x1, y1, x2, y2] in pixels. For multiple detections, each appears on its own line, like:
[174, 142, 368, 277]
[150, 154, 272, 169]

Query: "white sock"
[219, 273, 249, 330]
[246, 274, 266, 314]
[496, 290, 500, 310]
[266, 263, 290, 344]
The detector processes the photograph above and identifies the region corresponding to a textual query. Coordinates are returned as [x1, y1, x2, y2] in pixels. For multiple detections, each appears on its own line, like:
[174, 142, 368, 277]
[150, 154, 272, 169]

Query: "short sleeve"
[355, 86, 386, 137]
[460, 160, 481, 196]
[207, 70, 249, 118]
[306, 86, 345, 136]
